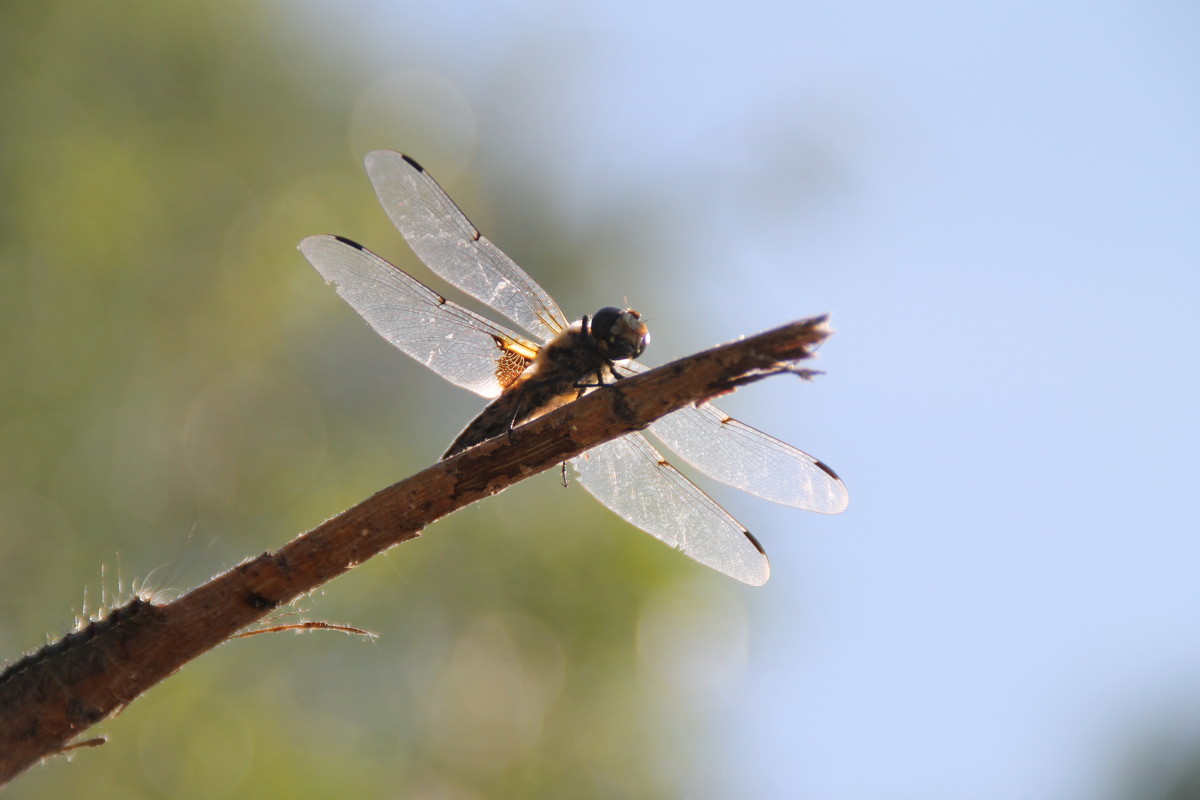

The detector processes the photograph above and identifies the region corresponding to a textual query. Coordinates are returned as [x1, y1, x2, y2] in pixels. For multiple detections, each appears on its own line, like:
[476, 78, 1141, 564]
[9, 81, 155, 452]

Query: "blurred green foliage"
[0, 3, 736, 797]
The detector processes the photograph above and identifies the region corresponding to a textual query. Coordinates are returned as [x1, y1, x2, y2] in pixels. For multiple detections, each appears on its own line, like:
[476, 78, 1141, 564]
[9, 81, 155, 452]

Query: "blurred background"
[2, 1, 1198, 798]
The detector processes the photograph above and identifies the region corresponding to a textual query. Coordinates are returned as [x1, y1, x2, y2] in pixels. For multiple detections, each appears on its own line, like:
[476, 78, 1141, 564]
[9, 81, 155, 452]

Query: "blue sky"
[284, 1, 1199, 797]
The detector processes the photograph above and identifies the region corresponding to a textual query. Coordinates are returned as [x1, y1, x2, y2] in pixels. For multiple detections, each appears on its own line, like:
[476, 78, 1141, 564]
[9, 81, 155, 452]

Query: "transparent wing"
[620, 362, 849, 513]
[572, 433, 770, 586]
[365, 150, 570, 342]
[300, 235, 538, 399]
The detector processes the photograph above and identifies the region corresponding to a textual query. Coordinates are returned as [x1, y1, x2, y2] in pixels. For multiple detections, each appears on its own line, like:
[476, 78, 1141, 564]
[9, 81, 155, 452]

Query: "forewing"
[621, 362, 849, 513]
[300, 235, 537, 399]
[572, 433, 771, 586]
[365, 150, 570, 343]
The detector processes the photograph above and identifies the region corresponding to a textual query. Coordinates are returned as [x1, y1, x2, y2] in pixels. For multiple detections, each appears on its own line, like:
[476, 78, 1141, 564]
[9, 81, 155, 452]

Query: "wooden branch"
[0, 314, 833, 786]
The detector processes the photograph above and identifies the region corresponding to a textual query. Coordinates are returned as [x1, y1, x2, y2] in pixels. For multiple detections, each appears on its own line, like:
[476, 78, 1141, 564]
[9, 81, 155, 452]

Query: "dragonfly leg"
[506, 386, 531, 443]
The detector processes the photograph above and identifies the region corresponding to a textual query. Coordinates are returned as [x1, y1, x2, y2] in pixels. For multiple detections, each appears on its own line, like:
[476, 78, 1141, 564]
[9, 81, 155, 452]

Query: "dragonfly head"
[589, 307, 650, 361]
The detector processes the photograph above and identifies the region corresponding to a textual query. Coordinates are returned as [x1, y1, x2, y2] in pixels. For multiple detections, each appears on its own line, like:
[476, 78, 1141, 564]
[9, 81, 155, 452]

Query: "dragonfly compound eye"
[590, 307, 649, 361]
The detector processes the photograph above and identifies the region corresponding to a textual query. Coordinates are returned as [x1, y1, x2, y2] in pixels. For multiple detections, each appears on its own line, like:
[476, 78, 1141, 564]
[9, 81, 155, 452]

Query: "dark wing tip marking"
[333, 235, 366, 251]
[814, 460, 842, 481]
[401, 153, 426, 172]
[743, 528, 768, 557]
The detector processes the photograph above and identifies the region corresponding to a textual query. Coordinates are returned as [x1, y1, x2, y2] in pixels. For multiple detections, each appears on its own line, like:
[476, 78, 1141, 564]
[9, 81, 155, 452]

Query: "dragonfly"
[299, 151, 848, 585]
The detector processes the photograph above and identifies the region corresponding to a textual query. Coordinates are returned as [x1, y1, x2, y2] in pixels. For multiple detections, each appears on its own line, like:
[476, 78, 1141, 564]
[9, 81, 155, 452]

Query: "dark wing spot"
[742, 529, 768, 557]
[334, 235, 366, 250]
[814, 460, 842, 481]
[401, 153, 426, 172]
